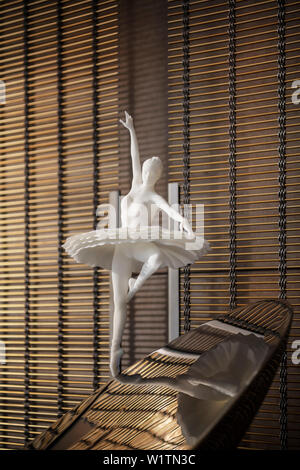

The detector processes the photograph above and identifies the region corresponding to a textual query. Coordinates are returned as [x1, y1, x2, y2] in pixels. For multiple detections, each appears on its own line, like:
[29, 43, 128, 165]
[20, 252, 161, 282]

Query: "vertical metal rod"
[277, 0, 288, 450]
[182, 0, 191, 333]
[92, 0, 100, 391]
[228, 0, 237, 311]
[57, 0, 64, 417]
[168, 183, 180, 342]
[23, 0, 31, 446]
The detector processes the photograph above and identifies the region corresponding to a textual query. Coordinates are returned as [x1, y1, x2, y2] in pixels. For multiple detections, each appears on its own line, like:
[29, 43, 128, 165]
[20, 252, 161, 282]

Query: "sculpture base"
[26, 300, 292, 450]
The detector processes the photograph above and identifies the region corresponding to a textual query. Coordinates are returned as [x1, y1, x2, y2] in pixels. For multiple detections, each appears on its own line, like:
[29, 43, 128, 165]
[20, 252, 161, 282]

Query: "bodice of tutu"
[120, 192, 160, 229]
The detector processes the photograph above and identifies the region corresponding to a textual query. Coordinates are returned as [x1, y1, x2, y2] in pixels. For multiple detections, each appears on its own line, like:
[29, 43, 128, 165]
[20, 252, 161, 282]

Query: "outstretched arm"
[151, 193, 194, 236]
[120, 111, 142, 187]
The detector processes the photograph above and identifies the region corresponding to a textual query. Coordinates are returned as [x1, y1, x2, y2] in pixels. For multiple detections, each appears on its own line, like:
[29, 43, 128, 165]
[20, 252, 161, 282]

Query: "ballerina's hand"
[119, 110, 134, 130]
[180, 219, 194, 238]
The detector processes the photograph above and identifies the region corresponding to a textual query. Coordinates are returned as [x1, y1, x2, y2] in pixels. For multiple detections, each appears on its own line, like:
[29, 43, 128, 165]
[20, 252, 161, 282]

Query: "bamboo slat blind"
[168, 0, 300, 450]
[0, 0, 119, 449]
[0, 0, 299, 451]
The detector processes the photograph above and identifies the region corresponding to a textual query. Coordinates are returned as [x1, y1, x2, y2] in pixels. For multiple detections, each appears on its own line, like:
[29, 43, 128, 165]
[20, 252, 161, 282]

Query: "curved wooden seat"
[26, 299, 293, 450]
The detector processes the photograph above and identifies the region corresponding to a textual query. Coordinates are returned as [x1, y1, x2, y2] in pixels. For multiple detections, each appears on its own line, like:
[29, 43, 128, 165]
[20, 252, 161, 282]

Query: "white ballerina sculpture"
[63, 111, 209, 378]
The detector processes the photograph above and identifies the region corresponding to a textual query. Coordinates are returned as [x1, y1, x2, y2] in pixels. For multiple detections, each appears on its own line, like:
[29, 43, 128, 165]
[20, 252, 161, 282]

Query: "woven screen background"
[0, 0, 299, 451]
[0, 0, 169, 450]
[168, 0, 300, 450]
[0, 0, 119, 449]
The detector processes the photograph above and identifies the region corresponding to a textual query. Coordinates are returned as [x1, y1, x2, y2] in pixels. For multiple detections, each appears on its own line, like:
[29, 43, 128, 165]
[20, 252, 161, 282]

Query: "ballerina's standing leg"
[110, 243, 163, 377]
[110, 245, 133, 377]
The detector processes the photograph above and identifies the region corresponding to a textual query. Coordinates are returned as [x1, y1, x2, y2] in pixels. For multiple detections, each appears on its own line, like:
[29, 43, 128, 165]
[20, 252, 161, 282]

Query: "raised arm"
[120, 111, 142, 187]
[151, 193, 194, 236]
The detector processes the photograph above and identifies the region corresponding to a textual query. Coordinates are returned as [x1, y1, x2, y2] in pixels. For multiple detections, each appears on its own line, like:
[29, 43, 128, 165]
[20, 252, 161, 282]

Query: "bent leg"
[127, 247, 162, 302]
[111, 245, 132, 377]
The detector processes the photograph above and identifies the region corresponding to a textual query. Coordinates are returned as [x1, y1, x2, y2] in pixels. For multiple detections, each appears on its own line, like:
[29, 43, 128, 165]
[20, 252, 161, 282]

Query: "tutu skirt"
[63, 225, 210, 272]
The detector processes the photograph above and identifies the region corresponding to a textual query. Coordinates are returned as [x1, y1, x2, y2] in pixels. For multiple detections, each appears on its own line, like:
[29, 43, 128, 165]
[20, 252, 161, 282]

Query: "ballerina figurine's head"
[142, 156, 163, 186]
